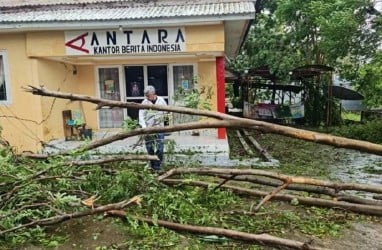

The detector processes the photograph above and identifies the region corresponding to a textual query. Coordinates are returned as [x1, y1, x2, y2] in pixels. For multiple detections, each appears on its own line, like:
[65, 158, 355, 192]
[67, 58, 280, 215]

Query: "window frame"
[0, 50, 11, 105]
[95, 65, 125, 129]
[169, 63, 197, 105]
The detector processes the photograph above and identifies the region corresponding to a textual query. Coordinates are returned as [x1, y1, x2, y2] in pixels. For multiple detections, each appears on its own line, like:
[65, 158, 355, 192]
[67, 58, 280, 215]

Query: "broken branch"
[23, 86, 382, 156]
[106, 210, 329, 250]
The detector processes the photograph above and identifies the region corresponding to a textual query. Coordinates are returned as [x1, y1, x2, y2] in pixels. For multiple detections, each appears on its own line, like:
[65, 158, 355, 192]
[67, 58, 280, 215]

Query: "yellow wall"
[198, 61, 217, 112]
[27, 31, 65, 57]
[35, 62, 100, 142]
[186, 24, 224, 52]
[36, 59, 80, 141]
[76, 65, 97, 129]
[0, 33, 45, 153]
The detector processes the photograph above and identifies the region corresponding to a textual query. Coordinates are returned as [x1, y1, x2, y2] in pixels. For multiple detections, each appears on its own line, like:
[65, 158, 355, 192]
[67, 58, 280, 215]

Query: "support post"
[216, 56, 226, 139]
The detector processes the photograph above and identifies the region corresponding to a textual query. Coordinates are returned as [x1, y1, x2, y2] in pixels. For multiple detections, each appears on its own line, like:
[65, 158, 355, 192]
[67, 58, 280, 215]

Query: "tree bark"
[243, 129, 274, 161]
[161, 179, 382, 216]
[216, 174, 382, 206]
[252, 179, 291, 212]
[23, 86, 382, 156]
[236, 130, 254, 156]
[65, 155, 158, 166]
[105, 210, 329, 250]
[158, 168, 382, 194]
[0, 195, 141, 235]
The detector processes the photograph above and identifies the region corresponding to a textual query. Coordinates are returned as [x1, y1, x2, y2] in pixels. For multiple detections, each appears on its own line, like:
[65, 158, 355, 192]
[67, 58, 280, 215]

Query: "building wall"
[1, 24, 224, 152]
[198, 60, 217, 111]
[0, 33, 44, 153]
[76, 65, 97, 129]
[26, 31, 65, 57]
[186, 25, 224, 52]
[36, 59, 80, 141]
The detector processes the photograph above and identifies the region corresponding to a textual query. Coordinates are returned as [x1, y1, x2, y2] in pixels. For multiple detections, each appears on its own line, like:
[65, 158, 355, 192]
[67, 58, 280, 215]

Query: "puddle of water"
[331, 149, 382, 199]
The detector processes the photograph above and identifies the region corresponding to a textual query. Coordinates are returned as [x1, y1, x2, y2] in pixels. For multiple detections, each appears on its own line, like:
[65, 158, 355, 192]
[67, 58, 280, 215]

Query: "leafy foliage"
[122, 116, 140, 131]
[329, 120, 382, 144]
[228, 0, 382, 108]
[174, 85, 213, 111]
[0, 143, 364, 249]
[355, 52, 382, 107]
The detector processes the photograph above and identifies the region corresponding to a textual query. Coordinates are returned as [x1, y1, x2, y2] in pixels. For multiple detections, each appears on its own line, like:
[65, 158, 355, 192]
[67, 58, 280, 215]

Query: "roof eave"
[0, 14, 255, 32]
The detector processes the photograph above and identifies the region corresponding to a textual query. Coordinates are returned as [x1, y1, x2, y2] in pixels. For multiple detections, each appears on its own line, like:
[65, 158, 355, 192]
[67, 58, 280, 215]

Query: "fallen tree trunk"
[216, 174, 382, 206]
[243, 129, 274, 161]
[23, 86, 382, 156]
[105, 210, 329, 250]
[65, 155, 158, 166]
[161, 179, 382, 216]
[158, 168, 382, 194]
[236, 130, 254, 156]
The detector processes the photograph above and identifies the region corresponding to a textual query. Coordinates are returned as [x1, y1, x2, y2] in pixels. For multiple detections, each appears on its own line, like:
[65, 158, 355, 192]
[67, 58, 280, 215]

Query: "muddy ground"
[20, 216, 382, 250]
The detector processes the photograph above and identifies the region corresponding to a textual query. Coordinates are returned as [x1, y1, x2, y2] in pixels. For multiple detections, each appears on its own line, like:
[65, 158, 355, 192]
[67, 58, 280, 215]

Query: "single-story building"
[0, 0, 255, 153]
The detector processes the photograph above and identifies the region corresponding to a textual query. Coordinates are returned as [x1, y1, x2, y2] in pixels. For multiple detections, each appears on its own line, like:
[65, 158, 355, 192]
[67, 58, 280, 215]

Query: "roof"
[0, 0, 255, 24]
[0, 0, 121, 6]
[291, 64, 334, 79]
[0, 0, 255, 58]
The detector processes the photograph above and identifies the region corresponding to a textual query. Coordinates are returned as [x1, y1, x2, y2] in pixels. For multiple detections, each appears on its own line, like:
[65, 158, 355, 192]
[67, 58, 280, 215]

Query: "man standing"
[138, 85, 167, 171]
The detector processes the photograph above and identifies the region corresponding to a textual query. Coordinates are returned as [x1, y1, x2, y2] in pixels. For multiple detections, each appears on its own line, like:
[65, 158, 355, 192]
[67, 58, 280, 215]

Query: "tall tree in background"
[355, 52, 382, 107]
[229, 0, 382, 124]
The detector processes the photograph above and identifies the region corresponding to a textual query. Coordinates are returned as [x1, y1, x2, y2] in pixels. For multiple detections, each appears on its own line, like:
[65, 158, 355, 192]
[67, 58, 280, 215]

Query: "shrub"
[330, 120, 382, 144]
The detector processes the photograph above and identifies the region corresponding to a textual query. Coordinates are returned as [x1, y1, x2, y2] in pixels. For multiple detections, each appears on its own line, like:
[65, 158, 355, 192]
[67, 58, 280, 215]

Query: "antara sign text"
[64, 27, 186, 55]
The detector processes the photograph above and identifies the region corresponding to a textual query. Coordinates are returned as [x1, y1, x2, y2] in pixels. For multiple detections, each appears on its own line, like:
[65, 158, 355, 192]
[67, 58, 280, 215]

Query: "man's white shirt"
[138, 96, 167, 128]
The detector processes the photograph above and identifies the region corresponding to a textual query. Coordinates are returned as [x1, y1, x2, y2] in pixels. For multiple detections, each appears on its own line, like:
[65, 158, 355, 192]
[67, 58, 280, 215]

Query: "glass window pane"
[148, 65, 168, 97]
[98, 68, 120, 101]
[173, 65, 193, 93]
[125, 66, 144, 98]
[172, 65, 195, 124]
[98, 67, 124, 128]
[99, 108, 124, 128]
[0, 55, 7, 101]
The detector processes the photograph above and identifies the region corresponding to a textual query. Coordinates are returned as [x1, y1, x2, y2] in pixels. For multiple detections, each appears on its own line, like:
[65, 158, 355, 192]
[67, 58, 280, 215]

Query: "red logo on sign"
[65, 32, 89, 54]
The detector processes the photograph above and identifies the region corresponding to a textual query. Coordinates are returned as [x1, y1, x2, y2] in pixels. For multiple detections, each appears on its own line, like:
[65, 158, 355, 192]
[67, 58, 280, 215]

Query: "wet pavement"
[43, 129, 278, 168]
[332, 149, 382, 186]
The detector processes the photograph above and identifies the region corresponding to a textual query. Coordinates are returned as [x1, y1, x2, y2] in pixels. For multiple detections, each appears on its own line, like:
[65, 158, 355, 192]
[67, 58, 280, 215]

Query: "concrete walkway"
[43, 129, 278, 168]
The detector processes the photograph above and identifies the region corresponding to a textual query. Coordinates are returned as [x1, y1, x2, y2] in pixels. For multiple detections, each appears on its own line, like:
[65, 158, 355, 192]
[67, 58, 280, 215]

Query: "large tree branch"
[215, 174, 382, 206]
[64, 155, 158, 166]
[158, 167, 382, 194]
[23, 85, 230, 120]
[23, 86, 382, 156]
[161, 178, 382, 216]
[0, 195, 141, 235]
[105, 210, 329, 250]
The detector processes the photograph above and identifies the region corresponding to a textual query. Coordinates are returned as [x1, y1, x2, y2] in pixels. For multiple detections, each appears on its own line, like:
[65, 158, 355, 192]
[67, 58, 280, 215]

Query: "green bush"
[330, 120, 382, 144]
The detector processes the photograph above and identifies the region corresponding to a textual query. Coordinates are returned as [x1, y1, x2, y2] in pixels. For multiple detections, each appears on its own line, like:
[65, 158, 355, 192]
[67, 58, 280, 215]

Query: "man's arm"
[138, 100, 148, 128]
[158, 96, 168, 106]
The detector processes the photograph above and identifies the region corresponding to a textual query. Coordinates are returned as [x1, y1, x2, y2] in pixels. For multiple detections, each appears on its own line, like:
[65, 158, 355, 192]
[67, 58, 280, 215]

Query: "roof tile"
[0, 1, 256, 23]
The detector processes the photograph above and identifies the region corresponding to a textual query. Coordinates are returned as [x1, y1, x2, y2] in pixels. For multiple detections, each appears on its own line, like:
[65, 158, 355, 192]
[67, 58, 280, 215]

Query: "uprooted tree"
[0, 85, 381, 249]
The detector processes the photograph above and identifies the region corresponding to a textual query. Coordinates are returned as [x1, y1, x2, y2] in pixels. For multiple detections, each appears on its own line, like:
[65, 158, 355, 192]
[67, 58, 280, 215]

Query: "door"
[97, 67, 124, 128]
[124, 65, 168, 120]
